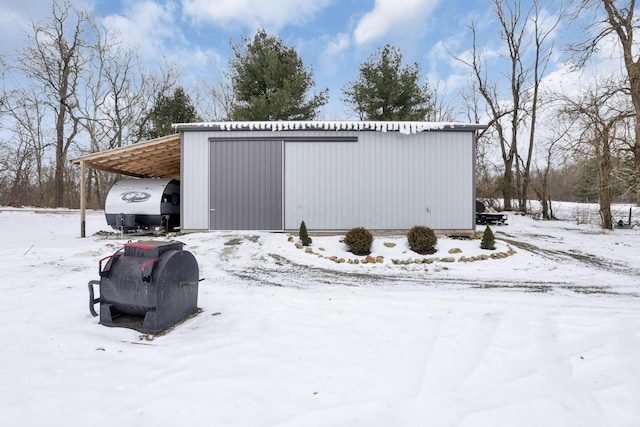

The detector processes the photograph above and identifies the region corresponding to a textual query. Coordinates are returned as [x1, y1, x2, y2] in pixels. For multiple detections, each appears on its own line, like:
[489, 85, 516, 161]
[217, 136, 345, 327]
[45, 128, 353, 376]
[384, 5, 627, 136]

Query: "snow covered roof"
[173, 121, 487, 135]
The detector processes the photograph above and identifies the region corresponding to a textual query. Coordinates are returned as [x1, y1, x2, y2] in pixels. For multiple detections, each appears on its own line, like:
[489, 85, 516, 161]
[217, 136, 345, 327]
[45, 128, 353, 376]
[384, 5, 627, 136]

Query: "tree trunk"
[634, 115, 640, 202]
[599, 184, 613, 229]
[541, 198, 549, 219]
[599, 133, 614, 230]
[503, 157, 514, 210]
[55, 97, 67, 207]
[627, 62, 640, 203]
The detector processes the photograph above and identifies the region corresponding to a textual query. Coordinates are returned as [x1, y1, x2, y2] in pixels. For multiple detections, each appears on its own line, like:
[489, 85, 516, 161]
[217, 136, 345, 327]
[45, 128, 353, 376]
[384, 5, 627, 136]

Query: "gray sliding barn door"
[209, 139, 283, 230]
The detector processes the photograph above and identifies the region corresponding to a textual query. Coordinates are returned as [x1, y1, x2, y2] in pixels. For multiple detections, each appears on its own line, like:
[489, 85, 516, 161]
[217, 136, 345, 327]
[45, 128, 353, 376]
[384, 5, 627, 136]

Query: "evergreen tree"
[137, 87, 199, 140]
[480, 226, 496, 250]
[299, 220, 312, 246]
[573, 158, 600, 202]
[228, 29, 328, 120]
[342, 44, 434, 121]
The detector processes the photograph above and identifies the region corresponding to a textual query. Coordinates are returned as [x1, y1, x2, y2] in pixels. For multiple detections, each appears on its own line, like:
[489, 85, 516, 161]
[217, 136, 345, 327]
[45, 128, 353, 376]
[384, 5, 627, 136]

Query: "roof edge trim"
[172, 121, 487, 135]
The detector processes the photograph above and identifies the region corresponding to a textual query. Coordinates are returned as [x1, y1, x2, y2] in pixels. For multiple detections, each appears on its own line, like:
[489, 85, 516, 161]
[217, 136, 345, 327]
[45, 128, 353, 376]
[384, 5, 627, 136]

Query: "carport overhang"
[70, 133, 181, 237]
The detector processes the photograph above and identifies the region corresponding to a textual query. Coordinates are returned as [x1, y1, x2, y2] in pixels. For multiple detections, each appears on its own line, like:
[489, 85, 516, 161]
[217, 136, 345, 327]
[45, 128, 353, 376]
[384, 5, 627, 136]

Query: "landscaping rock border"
[291, 235, 517, 266]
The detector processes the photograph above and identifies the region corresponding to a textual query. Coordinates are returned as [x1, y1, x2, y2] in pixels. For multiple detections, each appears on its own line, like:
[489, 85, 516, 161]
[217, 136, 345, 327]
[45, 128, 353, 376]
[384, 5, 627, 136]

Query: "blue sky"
[0, 0, 622, 121]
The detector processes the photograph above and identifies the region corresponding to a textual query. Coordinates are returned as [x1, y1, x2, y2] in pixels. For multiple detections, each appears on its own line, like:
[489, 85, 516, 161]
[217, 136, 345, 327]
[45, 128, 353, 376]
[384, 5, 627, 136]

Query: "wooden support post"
[80, 160, 86, 238]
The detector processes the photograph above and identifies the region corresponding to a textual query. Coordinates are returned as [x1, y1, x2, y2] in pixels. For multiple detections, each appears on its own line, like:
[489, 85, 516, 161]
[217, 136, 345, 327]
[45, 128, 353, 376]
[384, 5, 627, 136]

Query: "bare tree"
[571, 0, 640, 200]
[529, 117, 569, 219]
[12, 0, 91, 207]
[1, 57, 51, 205]
[516, 0, 562, 212]
[455, 0, 563, 211]
[75, 18, 112, 208]
[461, 83, 503, 201]
[1, 1, 182, 208]
[455, 16, 518, 210]
[76, 22, 179, 207]
[558, 78, 633, 229]
[193, 66, 236, 121]
[425, 81, 457, 122]
[131, 58, 181, 142]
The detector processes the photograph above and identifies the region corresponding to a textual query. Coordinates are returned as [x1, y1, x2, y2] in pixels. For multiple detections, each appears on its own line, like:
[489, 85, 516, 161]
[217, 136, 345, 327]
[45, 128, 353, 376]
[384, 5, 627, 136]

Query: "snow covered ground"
[0, 205, 639, 426]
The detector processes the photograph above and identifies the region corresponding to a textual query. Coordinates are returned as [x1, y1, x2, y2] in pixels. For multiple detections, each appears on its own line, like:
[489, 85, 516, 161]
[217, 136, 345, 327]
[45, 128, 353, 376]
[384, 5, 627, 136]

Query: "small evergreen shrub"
[407, 226, 438, 255]
[299, 220, 312, 246]
[480, 226, 496, 250]
[343, 227, 373, 256]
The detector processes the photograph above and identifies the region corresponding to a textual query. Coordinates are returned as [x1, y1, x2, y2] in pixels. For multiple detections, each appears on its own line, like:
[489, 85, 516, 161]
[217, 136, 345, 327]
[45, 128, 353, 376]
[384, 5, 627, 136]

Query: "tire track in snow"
[211, 233, 639, 297]
[495, 231, 640, 277]
[398, 311, 502, 425]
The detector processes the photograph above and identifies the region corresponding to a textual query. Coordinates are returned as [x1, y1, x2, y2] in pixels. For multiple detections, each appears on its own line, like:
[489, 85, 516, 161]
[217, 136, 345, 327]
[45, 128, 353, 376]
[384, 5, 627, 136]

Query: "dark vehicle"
[475, 200, 508, 225]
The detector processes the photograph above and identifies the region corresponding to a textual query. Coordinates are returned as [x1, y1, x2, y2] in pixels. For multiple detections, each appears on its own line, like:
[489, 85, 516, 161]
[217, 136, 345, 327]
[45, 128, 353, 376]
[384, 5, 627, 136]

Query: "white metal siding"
[284, 131, 474, 230]
[181, 129, 474, 231]
[181, 131, 209, 230]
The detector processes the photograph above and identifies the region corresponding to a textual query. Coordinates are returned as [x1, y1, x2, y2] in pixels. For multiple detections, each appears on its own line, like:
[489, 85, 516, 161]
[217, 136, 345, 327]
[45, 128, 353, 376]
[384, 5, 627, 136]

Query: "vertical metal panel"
[181, 131, 209, 230]
[471, 130, 478, 231]
[209, 140, 282, 230]
[284, 131, 474, 230]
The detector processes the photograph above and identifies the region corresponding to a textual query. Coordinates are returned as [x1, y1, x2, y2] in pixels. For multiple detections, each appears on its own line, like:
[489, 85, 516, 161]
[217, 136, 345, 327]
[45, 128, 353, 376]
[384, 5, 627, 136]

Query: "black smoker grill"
[88, 240, 199, 334]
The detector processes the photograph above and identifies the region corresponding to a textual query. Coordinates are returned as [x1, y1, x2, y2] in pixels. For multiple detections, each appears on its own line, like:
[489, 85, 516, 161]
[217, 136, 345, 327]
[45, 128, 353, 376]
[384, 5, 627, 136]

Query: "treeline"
[455, 0, 640, 228]
[479, 156, 639, 205]
[1, 0, 639, 229]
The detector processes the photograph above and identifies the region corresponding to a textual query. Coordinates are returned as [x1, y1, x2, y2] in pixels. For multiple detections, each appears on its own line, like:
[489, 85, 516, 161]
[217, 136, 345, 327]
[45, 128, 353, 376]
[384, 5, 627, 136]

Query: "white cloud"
[182, 0, 333, 31]
[319, 33, 351, 77]
[0, 9, 30, 52]
[540, 30, 627, 101]
[101, 1, 181, 61]
[0, 1, 72, 53]
[429, 39, 463, 70]
[524, 6, 561, 44]
[324, 33, 351, 58]
[99, 1, 233, 97]
[353, 0, 440, 45]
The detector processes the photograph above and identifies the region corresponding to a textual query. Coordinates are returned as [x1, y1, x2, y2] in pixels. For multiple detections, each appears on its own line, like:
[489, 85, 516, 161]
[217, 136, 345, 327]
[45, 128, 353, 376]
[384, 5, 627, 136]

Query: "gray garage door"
[209, 139, 283, 230]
